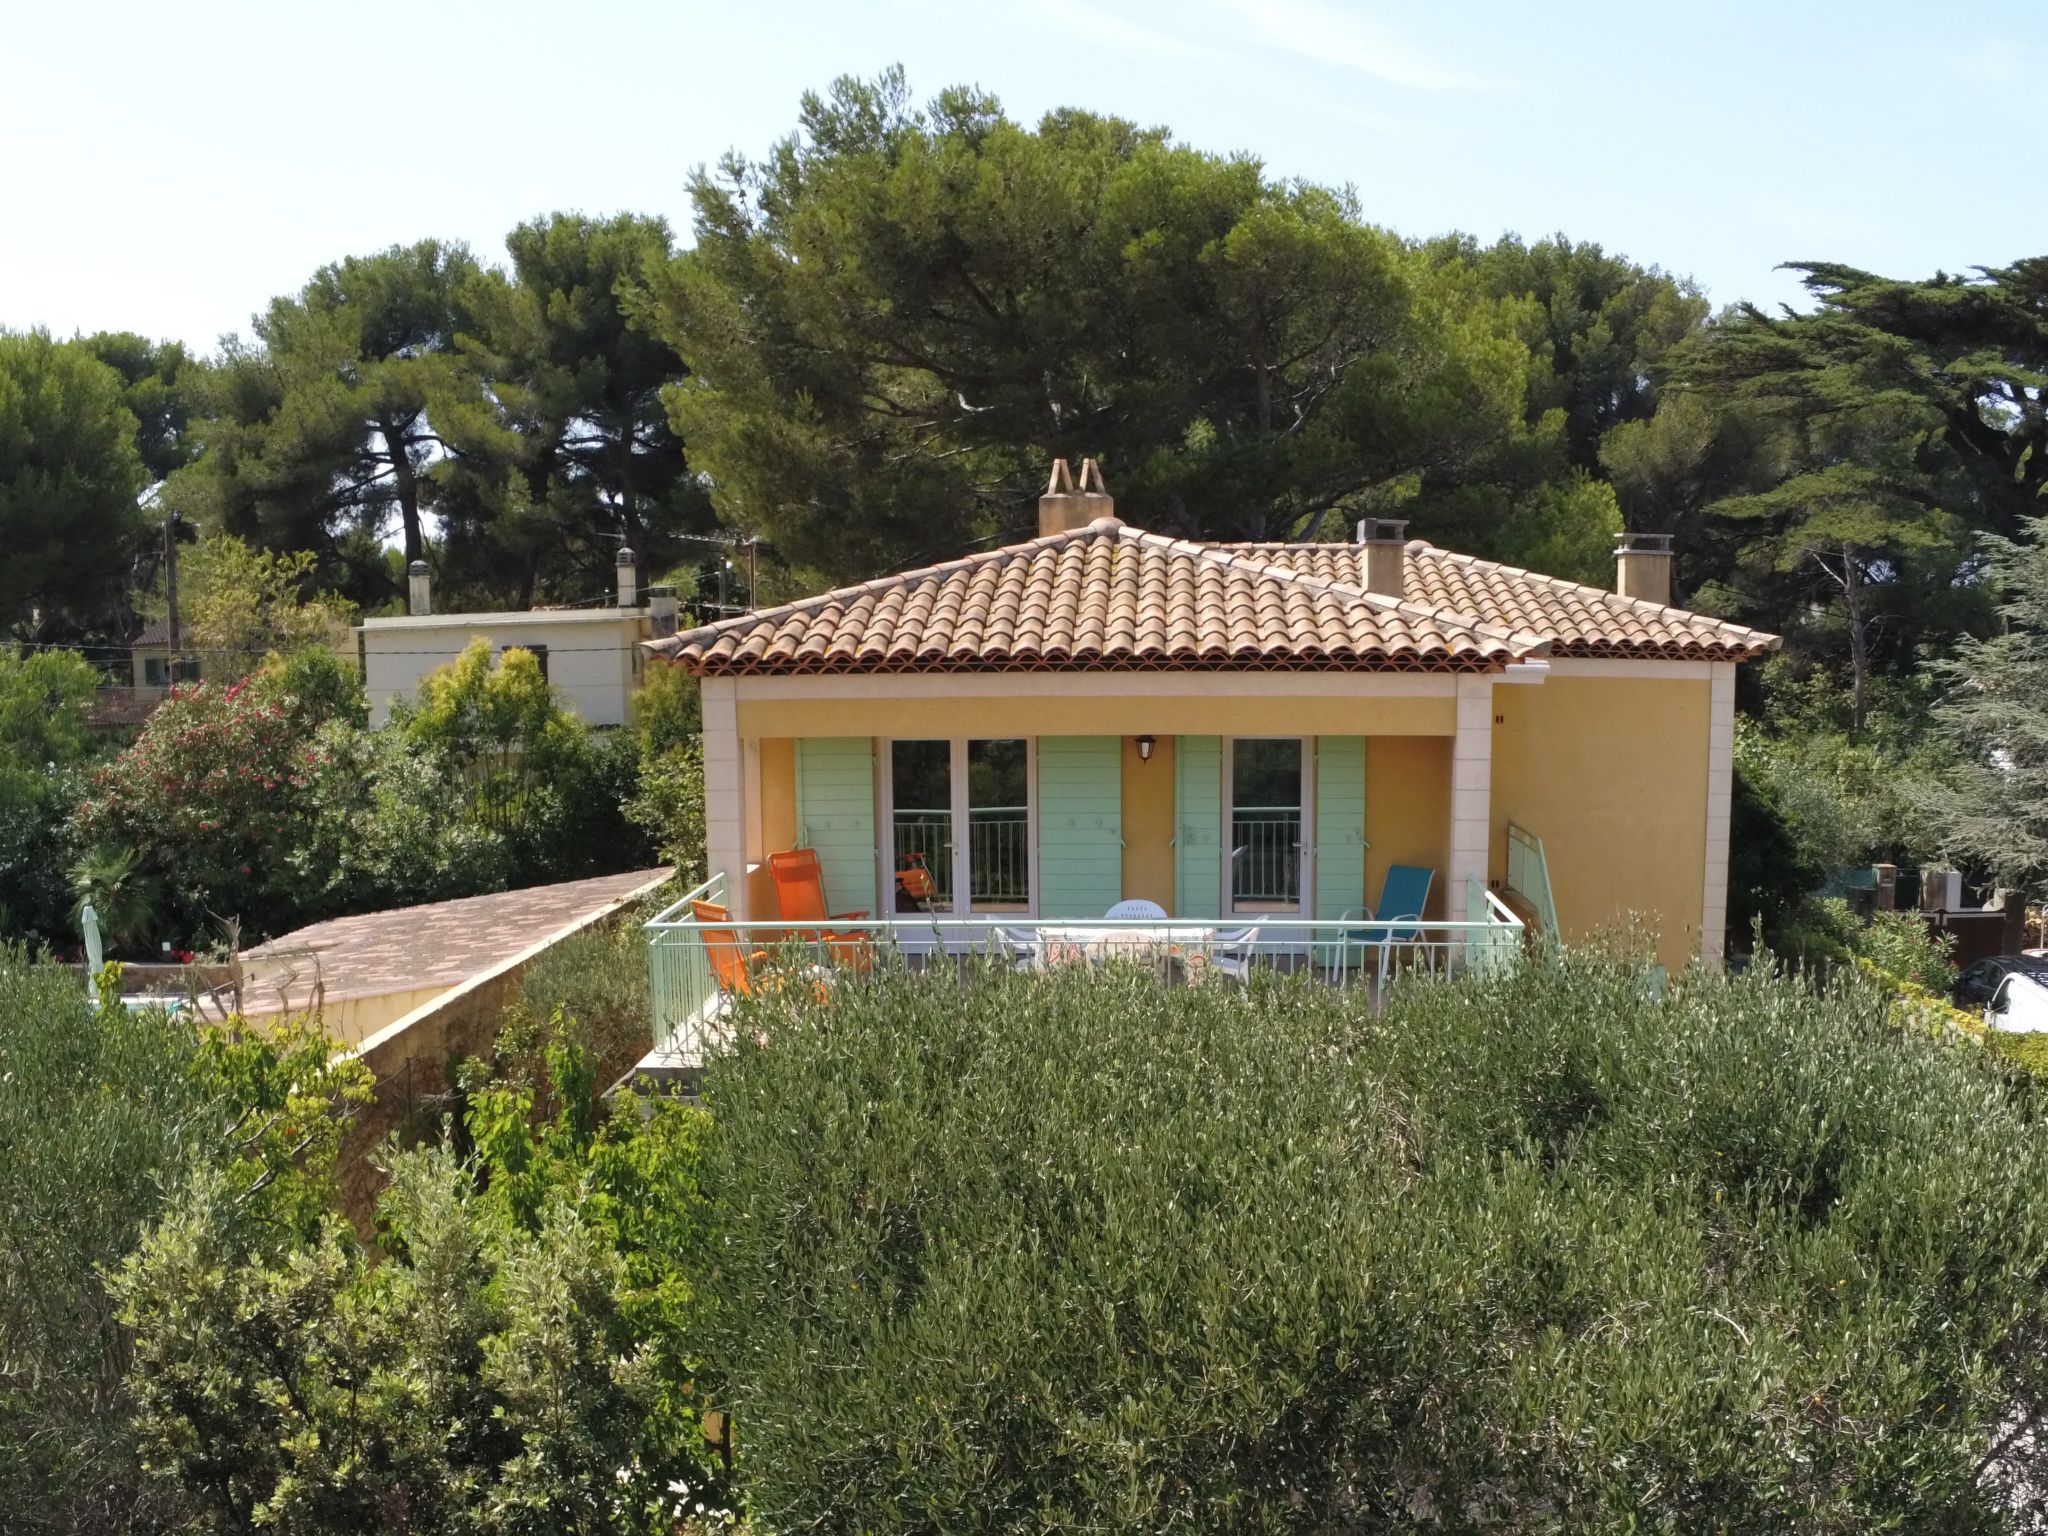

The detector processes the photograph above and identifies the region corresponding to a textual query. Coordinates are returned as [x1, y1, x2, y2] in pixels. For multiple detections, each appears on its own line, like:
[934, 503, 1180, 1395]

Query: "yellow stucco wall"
[760, 738, 798, 854]
[1490, 675, 1710, 971]
[746, 738, 800, 915]
[736, 675, 1713, 953]
[1365, 737, 1452, 922]
[1121, 735, 1178, 909]
[737, 693, 1453, 741]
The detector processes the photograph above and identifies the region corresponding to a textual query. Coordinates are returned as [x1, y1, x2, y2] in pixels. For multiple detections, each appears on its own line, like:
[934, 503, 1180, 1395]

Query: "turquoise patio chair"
[1339, 864, 1435, 987]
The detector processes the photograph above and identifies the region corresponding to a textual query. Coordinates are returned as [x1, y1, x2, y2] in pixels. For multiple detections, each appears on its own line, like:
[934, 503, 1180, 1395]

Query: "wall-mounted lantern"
[1135, 734, 1156, 762]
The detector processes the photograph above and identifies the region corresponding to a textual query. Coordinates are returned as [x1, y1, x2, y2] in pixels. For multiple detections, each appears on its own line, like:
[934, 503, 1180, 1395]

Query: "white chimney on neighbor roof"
[1356, 518, 1408, 600]
[648, 583, 678, 639]
[1615, 533, 1674, 607]
[1038, 456, 1114, 537]
[616, 546, 638, 608]
[407, 559, 431, 616]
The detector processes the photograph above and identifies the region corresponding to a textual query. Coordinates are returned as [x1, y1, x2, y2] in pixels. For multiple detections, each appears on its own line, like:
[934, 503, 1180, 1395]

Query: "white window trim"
[1220, 736, 1315, 918]
[876, 736, 1039, 918]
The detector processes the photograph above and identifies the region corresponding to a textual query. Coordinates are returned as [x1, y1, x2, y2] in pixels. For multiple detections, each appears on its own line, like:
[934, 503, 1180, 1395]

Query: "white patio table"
[1010, 922, 1238, 977]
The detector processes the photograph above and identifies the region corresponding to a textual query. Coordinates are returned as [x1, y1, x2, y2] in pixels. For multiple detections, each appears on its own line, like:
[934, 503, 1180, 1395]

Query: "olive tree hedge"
[702, 954, 2048, 1532]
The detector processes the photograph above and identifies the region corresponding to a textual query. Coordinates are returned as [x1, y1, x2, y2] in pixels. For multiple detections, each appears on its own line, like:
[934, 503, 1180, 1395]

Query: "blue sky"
[4, 0, 2039, 353]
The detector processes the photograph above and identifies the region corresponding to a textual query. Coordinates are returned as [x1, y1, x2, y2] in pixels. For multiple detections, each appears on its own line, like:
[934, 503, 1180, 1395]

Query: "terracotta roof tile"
[648, 521, 1777, 676]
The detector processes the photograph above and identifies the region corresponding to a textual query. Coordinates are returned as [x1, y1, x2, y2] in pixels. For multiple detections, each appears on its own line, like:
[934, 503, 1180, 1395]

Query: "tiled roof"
[132, 619, 173, 647]
[1221, 543, 1778, 662]
[84, 687, 165, 728]
[647, 520, 1777, 677]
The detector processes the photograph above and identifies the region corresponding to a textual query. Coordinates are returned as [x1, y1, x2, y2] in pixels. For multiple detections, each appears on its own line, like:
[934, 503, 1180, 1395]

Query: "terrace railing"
[1231, 807, 1302, 906]
[889, 807, 1032, 909]
[647, 874, 1525, 1061]
[1505, 822, 1559, 951]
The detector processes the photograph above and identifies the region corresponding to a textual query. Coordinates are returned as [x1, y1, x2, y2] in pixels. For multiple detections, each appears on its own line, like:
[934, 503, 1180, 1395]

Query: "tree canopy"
[0, 330, 149, 638]
[638, 69, 1547, 581]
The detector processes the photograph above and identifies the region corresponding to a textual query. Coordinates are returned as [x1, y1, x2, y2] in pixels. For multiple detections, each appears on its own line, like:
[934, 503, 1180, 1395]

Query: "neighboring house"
[356, 555, 678, 727]
[645, 460, 1779, 974]
[128, 618, 206, 694]
[82, 619, 207, 730]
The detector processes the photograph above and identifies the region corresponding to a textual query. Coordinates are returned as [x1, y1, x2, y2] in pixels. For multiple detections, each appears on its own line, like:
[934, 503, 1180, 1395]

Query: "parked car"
[1953, 955, 2048, 1007]
[1955, 956, 2048, 1033]
[1988, 973, 2048, 1034]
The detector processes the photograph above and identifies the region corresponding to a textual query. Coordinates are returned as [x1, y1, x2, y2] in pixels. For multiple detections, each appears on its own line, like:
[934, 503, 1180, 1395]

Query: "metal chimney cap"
[407, 559, 430, 575]
[615, 546, 636, 566]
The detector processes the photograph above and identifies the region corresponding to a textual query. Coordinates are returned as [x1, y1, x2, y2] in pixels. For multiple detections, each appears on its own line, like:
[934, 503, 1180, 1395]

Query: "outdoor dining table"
[1017, 923, 1229, 976]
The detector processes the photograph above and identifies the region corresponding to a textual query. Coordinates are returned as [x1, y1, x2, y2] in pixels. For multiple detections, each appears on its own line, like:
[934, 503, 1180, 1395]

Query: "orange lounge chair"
[767, 849, 873, 967]
[693, 898, 832, 1004]
[692, 899, 772, 996]
[894, 851, 937, 911]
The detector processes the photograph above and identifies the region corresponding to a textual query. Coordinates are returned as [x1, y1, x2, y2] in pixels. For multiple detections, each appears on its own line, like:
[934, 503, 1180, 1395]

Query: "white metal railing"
[890, 807, 1031, 909]
[891, 809, 954, 907]
[1231, 807, 1302, 905]
[1505, 822, 1559, 951]
[966, 806, 1029, 906]
[644, 870, 727, 1055]
[646, 874, 1525, 1062]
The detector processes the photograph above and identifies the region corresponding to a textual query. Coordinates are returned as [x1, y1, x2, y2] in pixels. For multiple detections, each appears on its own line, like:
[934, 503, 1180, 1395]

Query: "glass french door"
[1227, 737, 1306, 913]
[887, 739, 1032, 915]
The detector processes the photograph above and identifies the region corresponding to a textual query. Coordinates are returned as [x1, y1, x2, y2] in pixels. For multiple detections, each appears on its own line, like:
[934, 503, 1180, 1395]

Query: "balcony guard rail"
[1230, 807, 1302, 906]
[1505, 822, 1559, 952]
[647, 874, 1525, 1061]
[888, 807, 1030, 909]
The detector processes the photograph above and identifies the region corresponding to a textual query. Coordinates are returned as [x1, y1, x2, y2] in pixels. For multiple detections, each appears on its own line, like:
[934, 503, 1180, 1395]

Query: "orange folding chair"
[692, 899, 772, 996]
[767, 848, 873, 968]
[692, 898, 832, 1005]
[894, 851, 937, 911]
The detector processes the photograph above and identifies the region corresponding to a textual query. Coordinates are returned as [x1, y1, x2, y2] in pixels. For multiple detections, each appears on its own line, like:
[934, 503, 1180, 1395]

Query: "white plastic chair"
[1206, 925, 1258, 982]
[1104, 898, 1169, 920]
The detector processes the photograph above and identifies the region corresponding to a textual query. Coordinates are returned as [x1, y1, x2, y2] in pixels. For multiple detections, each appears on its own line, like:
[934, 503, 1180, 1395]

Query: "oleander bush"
[703, 953, 2048, 1532]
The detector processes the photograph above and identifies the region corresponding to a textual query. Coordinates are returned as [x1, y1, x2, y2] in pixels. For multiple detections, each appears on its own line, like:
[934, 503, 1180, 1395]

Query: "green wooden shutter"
[795, 738, 877, 916]
[1174, 735, 1222, 920]
[1036, 736, 1123, 918]
[1313, 736, 1368, 919]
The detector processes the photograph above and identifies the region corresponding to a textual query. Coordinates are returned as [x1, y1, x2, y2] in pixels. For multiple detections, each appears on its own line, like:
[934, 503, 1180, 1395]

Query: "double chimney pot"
[1038, 457, 1116, 537]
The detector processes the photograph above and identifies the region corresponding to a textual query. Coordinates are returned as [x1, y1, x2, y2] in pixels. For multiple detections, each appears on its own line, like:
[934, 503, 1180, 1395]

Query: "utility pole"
[747, 536, 759, 614]
[163, 512, 181, 658]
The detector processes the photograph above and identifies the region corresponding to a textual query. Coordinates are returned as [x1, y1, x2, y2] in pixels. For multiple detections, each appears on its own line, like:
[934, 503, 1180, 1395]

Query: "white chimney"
[1038, 456, 1114, 537]
[1615, 533, 1674, 607]
[616, 546, 638, 608]
[648, 583, 678, 639]
[407, 559, 431, 616]
[1355, 518, 1408, 600]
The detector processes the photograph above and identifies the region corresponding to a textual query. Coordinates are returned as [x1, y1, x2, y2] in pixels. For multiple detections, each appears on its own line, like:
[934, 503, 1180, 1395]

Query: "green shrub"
[0, 945, 365, 1533]
[498, 901, 663, 1094]
[704, 955, 2048, 1531]
[1856, 907, 1958, 994]
[113, 1042, 729, 1534]
[624, 740, 704, 883]
[0, 647, 102, 945]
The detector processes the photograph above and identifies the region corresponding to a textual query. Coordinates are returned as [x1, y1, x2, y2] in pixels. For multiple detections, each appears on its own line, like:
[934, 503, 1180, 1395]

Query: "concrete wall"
[359, 612, 648, 726]
[333, 870, 672, 1227]
[242, 984, 449, 1048]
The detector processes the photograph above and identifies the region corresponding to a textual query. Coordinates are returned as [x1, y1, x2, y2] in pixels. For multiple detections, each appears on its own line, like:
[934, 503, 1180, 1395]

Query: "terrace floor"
[241, 867, 673, 1043]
